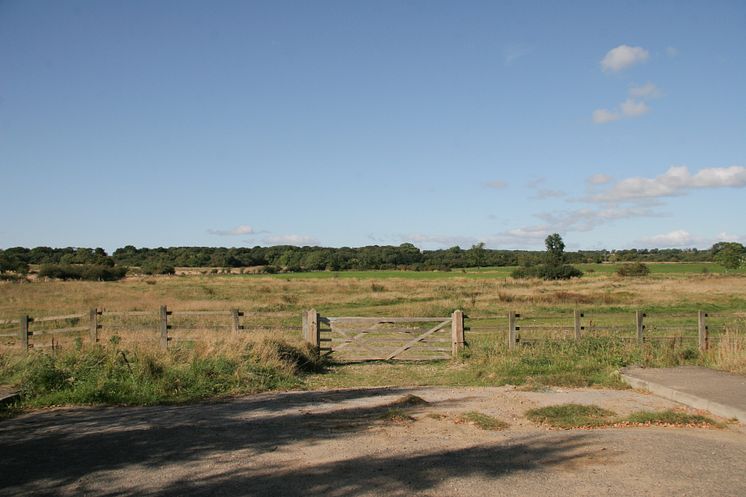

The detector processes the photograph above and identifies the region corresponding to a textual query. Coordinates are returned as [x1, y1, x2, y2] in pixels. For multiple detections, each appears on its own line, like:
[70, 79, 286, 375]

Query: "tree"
[469, 242, 486, 269]
[545, 233, 566, 266]
[712, 242, 745, 271]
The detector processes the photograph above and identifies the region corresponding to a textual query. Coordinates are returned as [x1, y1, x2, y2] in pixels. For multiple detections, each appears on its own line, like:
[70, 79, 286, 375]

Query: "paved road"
[1, 386, 745, 497]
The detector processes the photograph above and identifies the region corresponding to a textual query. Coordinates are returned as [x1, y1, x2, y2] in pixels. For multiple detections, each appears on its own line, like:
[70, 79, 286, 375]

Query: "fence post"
[507, 311, 518, 350]
[574, 310, 582, 341]
[635, 311, 645, 345]
[159, 305, 170, 350]
[89, 308, 101, 344]
[698, 310, 708, 351]
[305, 309, 319, 349]
[20, 315, 29, 352]
[231, 309, 243, 335]
[451, 310, 465, 356]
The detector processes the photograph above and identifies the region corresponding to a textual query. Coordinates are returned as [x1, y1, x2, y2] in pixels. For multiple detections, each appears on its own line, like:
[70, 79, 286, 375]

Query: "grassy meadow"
[1, 264, 745, 413]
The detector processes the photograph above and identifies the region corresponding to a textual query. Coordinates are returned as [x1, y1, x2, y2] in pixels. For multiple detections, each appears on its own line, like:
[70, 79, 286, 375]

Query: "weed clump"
[526, 403, 616, 429]
[455, 411, 509, 430]
[622, 410, 722, 428]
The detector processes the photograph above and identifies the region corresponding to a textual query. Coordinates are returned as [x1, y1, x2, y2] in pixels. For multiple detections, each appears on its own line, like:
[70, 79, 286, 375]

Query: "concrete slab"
[621, 366, 746, 423]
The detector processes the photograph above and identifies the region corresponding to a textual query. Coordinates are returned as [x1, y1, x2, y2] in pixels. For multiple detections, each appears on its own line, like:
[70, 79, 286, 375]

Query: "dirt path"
[1, 386, 745, 497]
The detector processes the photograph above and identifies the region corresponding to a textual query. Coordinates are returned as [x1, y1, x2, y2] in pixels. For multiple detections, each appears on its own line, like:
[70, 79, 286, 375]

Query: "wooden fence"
[304, 309, 745, 360]
[466, 310, 743, 352]
[0, 306, 301, 351]
[2, 306, 743, 358]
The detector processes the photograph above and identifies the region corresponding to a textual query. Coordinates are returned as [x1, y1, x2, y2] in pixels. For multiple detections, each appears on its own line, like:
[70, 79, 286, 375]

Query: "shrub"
[141, 262, 175, 275]
[617, 262, 650, 277]
[511, 264, 583, 280]
[38, 264, 128, 281]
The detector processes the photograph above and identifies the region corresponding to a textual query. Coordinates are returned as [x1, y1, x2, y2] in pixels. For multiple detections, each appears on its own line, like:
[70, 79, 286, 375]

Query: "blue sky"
[1, 0, 745, 251]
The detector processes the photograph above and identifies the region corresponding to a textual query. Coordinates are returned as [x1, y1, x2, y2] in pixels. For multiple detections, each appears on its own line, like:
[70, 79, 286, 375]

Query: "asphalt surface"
[1, 386, 745, 497]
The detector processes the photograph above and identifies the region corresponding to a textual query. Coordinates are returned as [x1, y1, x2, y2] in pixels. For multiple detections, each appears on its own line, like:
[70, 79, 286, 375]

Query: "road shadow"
[0, 387, 597, 496]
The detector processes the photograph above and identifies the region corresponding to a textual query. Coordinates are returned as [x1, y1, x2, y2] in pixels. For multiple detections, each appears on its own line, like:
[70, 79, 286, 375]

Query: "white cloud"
[536, 206, 659, 232]
[715, 232, 746, 244]
[629, 82, 661, 99]
[635, 230, 697, 248]
[262, 234, 319, 246]
[592, 165, 746, 202]
[666, 46, 679, 57]
[403, 234, 478, 248]
[593, 108, 621, 124]
[601, 44, 649, 72]
[593, 98, 649, 124]
[587, 174, 613, 185]
[485, 227, 549, 248]
[208, 224, 255, 236]
[484, 180, 507, 189]
[619, 98, 649, 117]
[534, 189, 566, 199]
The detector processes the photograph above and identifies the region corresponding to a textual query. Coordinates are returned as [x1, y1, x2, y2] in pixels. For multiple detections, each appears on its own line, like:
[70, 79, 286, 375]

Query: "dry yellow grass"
[1, 273, 745, 356]
[2, 273, 746, 318]
[706, 329, 746, 374]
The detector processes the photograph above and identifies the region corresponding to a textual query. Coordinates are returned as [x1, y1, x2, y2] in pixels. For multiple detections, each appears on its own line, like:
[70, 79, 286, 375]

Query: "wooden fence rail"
[501, 309, 716, 351]
[1, 306, 742, 355]
[1, 306, 253, 351]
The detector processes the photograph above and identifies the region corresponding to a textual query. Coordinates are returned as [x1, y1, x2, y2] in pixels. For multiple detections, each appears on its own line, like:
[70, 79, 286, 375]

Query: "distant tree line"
[0, 243, 743, 278]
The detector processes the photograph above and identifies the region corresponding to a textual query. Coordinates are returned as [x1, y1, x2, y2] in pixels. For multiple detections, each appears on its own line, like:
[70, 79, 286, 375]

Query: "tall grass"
[0, 335, 321, 410]
[705, 329, 746, 374]
[455, 336, 704, 388]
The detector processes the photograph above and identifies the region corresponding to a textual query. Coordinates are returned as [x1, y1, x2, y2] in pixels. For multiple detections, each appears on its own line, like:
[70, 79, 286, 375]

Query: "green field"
[240, 262, 743, 280]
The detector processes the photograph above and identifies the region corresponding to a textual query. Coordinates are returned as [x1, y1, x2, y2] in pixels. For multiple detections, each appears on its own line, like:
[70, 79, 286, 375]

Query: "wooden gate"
[303, 310, 464, 361]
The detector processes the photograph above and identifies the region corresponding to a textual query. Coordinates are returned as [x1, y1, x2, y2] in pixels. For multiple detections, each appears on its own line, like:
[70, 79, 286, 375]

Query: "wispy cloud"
[524, 177, 566, 199]
[665, 46, 679, 58]
[402, 234, 478, 248]
[593, 96, 652, 124]
[484, 180, 508, 189]
[262, 234, 319, 246]
[484, 227, 550, 248]
[635, 230, 746, 249]
[534, 189, 566, 200]
[536, 206, 661, 232]
[635, 230, 698, 248]
[587, 173, 613, 186]
[503, 43, 531, 65]
[601, 44, 649, 72]
[629, 82, 661, 99]
[591, 165, 746, 203]
[208, 224, 255, 236]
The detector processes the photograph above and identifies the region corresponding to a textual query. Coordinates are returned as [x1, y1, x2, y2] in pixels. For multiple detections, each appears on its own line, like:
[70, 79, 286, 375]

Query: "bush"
[617, 262, 650, 277]
[511, 264, 583, 280]
[141, 262, 175, 275]
[38, 264, 128, 281]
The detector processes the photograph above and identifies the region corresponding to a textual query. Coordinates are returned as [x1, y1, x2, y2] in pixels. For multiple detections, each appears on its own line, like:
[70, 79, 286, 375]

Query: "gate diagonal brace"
[385, 319, 451, 360]
[330, 323, 386, 357]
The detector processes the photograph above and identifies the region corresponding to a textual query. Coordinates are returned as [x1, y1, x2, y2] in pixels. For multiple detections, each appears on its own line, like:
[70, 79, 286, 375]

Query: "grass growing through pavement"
[455, 411, 510, 430]
[623, 410, 723, 428]
[526, 403, 616, 429]
[526, 403, 723, 429]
